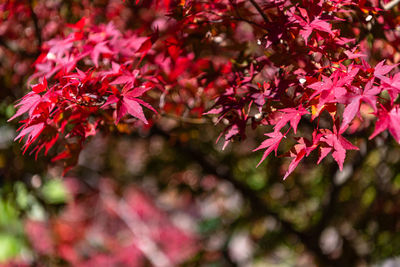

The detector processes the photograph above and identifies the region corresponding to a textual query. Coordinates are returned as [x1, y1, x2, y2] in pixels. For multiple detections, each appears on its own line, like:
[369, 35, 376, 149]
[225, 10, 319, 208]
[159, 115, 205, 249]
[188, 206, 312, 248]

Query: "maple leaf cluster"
[9, 17, 162, 172]
[7, 0, 400, 178]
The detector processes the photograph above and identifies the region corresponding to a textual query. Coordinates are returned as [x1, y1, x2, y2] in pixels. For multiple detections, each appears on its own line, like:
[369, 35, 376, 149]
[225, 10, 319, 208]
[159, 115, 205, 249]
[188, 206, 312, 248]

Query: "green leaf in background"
[0, 196, 29, 263]
[0, 234, 24, 262]
[41, 179, 69, 204]
[198, 217, 221, 234]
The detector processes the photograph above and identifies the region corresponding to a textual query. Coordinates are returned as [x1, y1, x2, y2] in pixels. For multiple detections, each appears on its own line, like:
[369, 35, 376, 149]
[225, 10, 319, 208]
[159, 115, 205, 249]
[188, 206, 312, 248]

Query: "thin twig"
[28, 0, 42, 50]
[383, 0, 400, 10]
[101, 191, 172, 267]
[248, 0, 271, 24]
[228, 0, 265, 29]
[164, 113, 208, 124]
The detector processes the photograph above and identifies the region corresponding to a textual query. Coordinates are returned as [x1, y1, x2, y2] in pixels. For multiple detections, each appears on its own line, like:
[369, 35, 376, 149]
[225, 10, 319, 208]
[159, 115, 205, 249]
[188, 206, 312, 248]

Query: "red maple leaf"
[110, 70, 140, 89]
[254, 131, 286, 167]
[318, 127, 358, 170]
[369, 105, 400, 143]
[340, 80, 380, 133]
[102, 86, 156, 124]
[374, 60, 397, 80]
[283, 138, 309, 180]
[308, 72, 350, 107]
[283, 132, 321, 179]
[273, 106, 309, 134]
[91, 41, 113, 68]
[8, 92, 42, 122]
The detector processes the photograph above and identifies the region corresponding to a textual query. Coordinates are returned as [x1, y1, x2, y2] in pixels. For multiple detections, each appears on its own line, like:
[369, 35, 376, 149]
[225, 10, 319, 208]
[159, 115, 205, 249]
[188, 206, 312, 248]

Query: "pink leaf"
[254, 131, 284, 167]
[374, 60, 397, 79]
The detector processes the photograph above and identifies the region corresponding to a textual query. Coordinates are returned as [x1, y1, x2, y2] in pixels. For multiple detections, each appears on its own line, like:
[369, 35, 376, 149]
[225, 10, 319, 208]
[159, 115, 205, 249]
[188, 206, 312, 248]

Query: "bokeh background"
[2, 0, 400, 266]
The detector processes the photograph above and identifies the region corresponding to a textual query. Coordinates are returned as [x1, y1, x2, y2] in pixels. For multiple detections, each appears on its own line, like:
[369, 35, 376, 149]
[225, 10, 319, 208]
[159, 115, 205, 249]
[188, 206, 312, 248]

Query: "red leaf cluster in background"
[24, 178, 198, 266]
[7, 0, 400, 178]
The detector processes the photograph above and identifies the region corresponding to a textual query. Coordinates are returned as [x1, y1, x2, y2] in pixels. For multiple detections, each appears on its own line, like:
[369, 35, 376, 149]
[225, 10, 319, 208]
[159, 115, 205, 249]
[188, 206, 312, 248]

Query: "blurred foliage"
[0, 192, 28, 262]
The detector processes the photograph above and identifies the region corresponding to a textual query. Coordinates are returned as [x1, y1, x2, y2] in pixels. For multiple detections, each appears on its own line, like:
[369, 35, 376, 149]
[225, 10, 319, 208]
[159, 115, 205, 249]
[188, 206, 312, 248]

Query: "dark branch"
[151, 126, 331, 264]
[227, 0, 266, 29]
[0, 36, 38, 58]
[28, 0, 42, 51]
[248, 0, 271, 24]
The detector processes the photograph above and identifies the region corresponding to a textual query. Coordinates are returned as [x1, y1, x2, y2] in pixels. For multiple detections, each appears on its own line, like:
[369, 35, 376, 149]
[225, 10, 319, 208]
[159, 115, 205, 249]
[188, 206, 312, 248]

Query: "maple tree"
[6, 0, 400, 179]
[3, 0, 400, 266]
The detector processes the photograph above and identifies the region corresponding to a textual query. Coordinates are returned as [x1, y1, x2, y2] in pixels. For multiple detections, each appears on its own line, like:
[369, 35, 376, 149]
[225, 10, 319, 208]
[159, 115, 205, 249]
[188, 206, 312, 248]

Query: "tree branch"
[227, 0, 266, 29]
[101, 190, 172, 267]
[383, 0, 400, 10]
[28, 0, 42, 50]
[248, 0, 271, 24]
[151, 126, 331, 264]
[0, 36, 37, 58]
